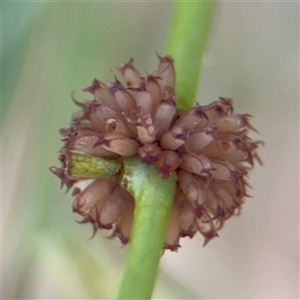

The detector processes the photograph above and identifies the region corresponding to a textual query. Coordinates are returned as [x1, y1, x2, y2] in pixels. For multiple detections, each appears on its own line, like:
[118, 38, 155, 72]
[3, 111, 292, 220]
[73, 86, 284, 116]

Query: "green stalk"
[115, 3, 216, 299]
[63, 153, 176, 299]
[165, 2, 216, 111]
[116, 156, 176, 300]
[62, 150, 121, 180]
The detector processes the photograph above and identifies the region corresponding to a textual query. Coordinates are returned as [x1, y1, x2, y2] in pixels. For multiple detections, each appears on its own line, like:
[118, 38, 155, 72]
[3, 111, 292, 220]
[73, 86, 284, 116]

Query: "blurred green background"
[2, 2, 299, 299]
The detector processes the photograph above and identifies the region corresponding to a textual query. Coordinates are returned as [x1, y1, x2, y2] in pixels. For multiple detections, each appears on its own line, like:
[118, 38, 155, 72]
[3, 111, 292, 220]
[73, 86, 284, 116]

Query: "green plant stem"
[116, 156, 176, 300]
[62, 150, 121, 180]
[63, 153, 176, 299]
[115, 4, 216, 299]
[165, 1, 216, 111]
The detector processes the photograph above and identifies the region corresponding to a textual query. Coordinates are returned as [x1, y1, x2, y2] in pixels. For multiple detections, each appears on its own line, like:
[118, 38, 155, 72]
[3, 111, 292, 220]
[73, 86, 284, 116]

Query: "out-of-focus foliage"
[2, 2, 299, 299]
